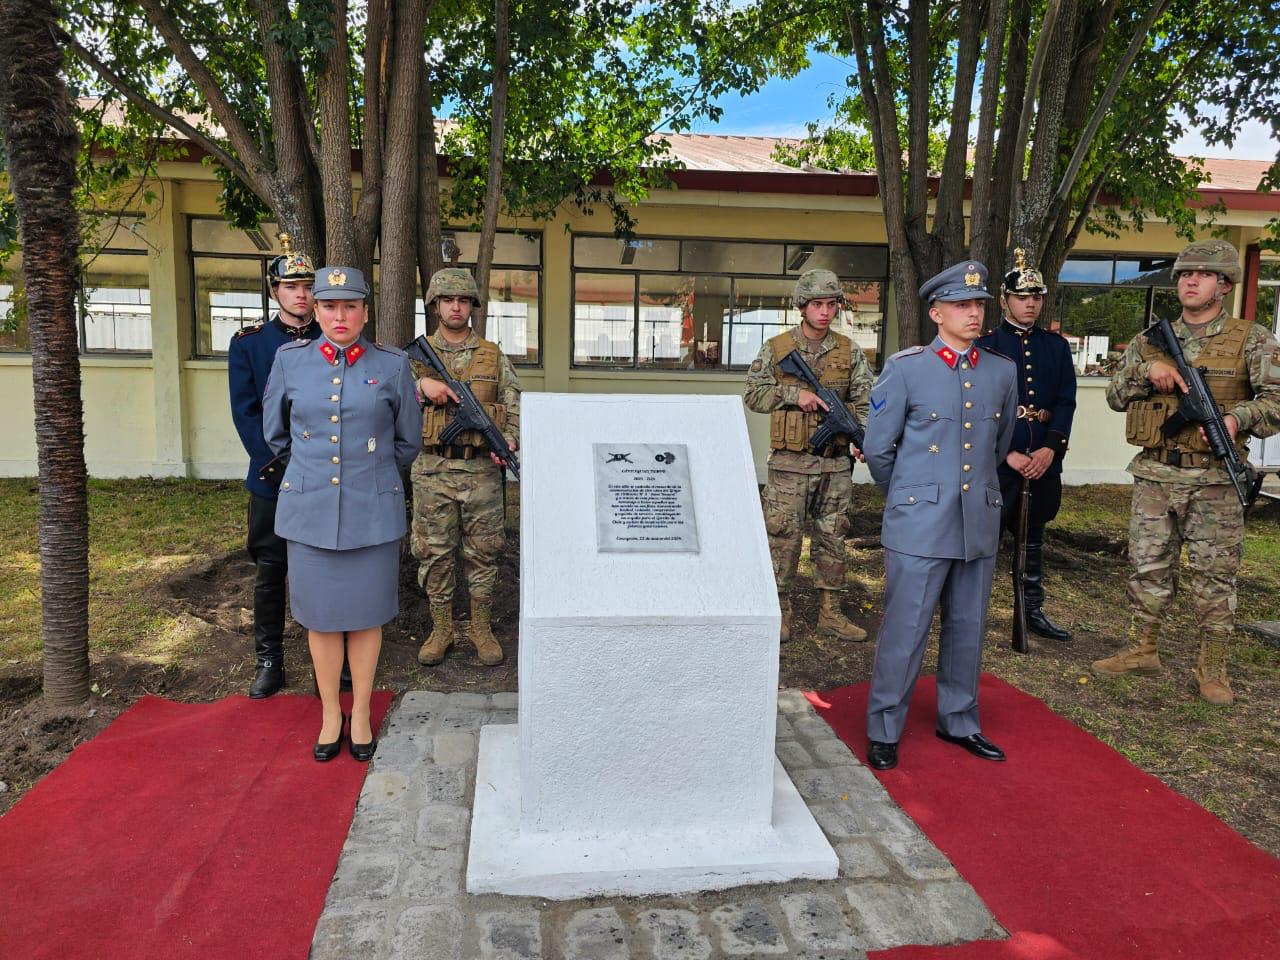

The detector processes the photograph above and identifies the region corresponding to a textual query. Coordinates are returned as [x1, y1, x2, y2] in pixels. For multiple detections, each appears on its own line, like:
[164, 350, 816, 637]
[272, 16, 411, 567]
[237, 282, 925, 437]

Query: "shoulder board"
[979, 345, 1015, 364]
[371, 342, 407, 358]
[278, 338, 311, 351]
[232, 323, 265, 340]
[888, 345, 925, 360]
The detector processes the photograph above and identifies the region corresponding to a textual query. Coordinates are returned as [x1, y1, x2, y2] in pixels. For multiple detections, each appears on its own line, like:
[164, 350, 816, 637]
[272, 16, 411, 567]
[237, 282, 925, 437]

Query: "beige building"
[1, 136, 1276, 483]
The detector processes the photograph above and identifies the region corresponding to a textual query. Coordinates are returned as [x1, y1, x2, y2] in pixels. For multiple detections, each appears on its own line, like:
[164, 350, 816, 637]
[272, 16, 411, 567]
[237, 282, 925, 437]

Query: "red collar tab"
[318, 341, 364, 366]
[935, 345, 958, 369]
[968, 348, 980, 366]
[345, 344, 364, 366]
[318, 341, 338, 365]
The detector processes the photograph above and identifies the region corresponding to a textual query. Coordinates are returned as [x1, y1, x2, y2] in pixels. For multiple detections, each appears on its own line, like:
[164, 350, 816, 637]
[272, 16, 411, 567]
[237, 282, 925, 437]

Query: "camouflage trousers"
[761, 467, 852, 592]
[410, 460, 505, 603]
[1127, 477, 1243, 640]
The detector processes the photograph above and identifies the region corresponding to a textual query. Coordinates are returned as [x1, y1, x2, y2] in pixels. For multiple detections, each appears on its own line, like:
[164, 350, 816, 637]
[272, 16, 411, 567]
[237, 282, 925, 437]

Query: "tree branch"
[61, 31, 260, 197]
[473, 0, 511, 335]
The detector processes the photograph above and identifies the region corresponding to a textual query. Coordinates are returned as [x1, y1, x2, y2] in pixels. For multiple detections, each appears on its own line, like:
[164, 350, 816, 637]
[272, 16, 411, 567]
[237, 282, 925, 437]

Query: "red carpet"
[0, 692, 390, 960]
[812, 674, 1280, 959]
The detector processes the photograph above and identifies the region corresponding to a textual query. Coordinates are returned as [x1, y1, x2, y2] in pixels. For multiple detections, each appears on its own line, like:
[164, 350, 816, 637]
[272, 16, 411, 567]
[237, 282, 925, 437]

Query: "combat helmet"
[426, 267, 480, 305]
[1172, 240, 1241, 285]
[1002, 248, 1048, 296]
[267, 233, 315, 284]
[794, 268, 845, 308]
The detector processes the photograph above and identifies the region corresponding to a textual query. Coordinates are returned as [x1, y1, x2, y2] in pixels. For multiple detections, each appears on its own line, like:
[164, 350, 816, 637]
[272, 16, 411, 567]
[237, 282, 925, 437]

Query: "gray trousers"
[866, 549, 997, 743]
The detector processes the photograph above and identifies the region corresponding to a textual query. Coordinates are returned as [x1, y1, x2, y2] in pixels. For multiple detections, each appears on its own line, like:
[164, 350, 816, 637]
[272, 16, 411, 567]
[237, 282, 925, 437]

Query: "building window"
[1256, 260, 1280, 332]
[1050, 254, 1175, 376]
[571, 236, 888, 371]
[192, 218, 541, 364]
[1, 215, 152, 354]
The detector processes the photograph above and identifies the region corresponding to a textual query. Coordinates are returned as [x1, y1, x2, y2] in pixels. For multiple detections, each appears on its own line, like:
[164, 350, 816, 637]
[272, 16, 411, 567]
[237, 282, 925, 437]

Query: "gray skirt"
[287, 539, 401, 632]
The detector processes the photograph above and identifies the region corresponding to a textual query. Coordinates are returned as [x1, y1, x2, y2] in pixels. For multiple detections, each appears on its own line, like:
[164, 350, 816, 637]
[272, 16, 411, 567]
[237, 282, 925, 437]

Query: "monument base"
[466, 724, 839, 899]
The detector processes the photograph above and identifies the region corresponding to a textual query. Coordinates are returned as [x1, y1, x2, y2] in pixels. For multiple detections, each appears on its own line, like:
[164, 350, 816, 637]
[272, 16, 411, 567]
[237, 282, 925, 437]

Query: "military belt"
[1141, 447, 1214, 469]
[428, 443, 479, 460]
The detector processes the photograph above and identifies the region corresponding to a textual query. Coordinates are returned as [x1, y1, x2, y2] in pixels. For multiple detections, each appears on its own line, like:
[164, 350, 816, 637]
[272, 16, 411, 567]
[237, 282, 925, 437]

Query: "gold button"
[908, 496, 916, 504]
[332, 377, 341, 385]
[961, 362, 970, 370]
[331, 477, 340, 485]
[995, 412, 1001, 419]
[962, 483, 970, 491]
[963, 464, 971, 472]
[282, 482, 290, 490]
[930, 412, 938, 419]
[964, 442, 972, 450]
[330, 415, 339, 423]
[964, 401, 973, 409]
[330, 436, 338, 443]
[330, 394, 339, 402]
[964, 422, 972, 429]
[1028, 390, 1035, 396]
[331, 456, 340, 464]
[1024, 350, 1031, 357]
[964, 381, 972, 388]
[1025, 364, 1032, 370]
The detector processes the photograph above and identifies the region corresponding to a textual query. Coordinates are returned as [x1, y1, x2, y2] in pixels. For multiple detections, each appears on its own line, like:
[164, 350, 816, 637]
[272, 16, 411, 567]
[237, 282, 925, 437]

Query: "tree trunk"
[354, 0, 390, 279]
[378, 0, 428, 348]
[472, 0, 511, 338]
[318, 0, 357, 265]
[0, 0, 91, 706]
[417, 64, 445, 335]
[932, 0, 984, 265]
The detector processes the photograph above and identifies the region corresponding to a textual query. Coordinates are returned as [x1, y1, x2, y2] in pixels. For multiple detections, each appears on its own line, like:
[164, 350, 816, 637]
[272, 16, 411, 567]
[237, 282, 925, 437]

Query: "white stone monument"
[466, 393, 837, 898]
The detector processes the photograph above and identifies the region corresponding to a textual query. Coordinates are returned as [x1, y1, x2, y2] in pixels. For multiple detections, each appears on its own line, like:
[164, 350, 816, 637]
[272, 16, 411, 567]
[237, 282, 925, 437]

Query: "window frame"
[570, 232, 889, 373]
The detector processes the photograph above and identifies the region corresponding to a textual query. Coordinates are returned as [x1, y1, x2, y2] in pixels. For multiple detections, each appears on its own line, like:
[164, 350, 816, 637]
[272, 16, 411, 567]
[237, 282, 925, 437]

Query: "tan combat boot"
[1193, 638, 1233, 705]
[1090, 625, 1161, 677]
[816, 590, 867, 642]
[779, 595, 792, 644]
[417, 602, 454, 666]
[470, 598, 504, 666]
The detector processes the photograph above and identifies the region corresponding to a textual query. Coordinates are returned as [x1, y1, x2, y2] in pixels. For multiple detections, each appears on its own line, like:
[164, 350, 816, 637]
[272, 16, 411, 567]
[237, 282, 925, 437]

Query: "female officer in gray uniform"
[263, 266, 422, 761]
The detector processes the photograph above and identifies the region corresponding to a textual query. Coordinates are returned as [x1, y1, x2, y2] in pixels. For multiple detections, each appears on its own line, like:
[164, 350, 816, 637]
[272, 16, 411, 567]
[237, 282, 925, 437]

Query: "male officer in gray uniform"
[862, 261, 1018, 771]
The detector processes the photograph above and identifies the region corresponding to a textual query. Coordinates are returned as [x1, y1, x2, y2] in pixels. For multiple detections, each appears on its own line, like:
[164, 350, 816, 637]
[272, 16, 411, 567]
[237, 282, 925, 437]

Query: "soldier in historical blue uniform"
[227, 236, 318, 698]
[862, 261, 1018, 771]
[263, 266, 422, 761]
[976, 249, 1077, 642]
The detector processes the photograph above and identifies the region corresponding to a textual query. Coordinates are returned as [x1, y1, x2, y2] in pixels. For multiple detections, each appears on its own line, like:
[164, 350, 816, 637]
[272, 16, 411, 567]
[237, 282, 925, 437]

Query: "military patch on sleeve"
[749, 358, 763, 373]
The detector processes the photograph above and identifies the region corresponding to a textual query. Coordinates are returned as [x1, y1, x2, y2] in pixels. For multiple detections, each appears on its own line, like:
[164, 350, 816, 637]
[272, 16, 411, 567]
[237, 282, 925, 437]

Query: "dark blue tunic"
[227, 315, 319, 498]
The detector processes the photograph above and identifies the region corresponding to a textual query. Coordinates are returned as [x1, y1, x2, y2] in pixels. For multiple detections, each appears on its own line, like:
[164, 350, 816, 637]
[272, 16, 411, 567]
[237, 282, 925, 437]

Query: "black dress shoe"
[314, 714, 346, 762]
[1028, 608, 1073, 642]
[935, 730, 1005, 761]
[349, 736, 377, 763]
[867, 740, 898, 770]
[249, 659, 285, 699]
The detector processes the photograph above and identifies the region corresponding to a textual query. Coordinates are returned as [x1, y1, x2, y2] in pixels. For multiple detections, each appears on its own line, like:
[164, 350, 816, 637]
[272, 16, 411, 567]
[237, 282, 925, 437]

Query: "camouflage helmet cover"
[1172, 239, 1242, 285]
[794, 268, 845, 308]
[267, 233, 315, 283]
[426, 267, 480, 305]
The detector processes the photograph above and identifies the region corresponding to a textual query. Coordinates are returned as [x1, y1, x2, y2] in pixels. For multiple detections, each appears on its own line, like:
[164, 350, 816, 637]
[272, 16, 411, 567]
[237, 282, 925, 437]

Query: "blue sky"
[698, 51, 1280, 162]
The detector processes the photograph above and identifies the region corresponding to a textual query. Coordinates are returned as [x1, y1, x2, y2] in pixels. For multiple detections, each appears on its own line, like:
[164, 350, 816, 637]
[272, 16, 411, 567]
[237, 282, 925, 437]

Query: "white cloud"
[1171, 115, 1278, 161]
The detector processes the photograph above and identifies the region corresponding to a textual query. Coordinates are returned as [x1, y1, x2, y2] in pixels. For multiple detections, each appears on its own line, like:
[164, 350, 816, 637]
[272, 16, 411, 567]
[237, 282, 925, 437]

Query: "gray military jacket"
[263, 335, 423, 551]
[863, 336, 1018, 561]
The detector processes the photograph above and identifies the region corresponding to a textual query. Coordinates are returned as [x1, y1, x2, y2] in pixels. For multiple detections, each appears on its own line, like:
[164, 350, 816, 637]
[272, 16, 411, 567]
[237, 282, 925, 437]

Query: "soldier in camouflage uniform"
[744, 268, 875, 643]
[1093, 240, 1280, 704]
[410, 268, 521, 667]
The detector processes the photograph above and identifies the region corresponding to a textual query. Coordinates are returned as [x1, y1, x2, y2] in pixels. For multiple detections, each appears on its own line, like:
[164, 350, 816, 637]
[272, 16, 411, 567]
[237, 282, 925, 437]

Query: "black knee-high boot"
[250, 560, 288, 697]
[1024, 542, 1072, 642]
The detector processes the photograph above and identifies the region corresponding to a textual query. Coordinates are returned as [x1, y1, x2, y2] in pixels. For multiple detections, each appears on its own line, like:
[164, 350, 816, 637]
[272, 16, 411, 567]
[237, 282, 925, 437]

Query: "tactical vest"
[767, 331, 853, 453]
[1124, 316, 1252, 456]
[421, 338, 508, 449]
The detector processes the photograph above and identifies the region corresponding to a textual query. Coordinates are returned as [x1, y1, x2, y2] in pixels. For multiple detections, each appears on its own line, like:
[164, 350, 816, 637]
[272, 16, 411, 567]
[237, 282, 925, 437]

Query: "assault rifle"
[778, 349, 866, 455]
[404, 335, 520, 481]
[1145, 316, 1251, 508]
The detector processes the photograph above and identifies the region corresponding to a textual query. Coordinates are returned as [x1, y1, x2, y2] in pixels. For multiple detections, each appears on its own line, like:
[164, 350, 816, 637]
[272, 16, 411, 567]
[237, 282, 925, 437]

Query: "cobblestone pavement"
[312, 690, 1003, 959]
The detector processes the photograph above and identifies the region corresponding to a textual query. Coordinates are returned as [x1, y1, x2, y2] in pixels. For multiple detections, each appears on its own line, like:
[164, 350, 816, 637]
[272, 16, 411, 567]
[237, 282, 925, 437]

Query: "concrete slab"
[466, 724, 838, 898]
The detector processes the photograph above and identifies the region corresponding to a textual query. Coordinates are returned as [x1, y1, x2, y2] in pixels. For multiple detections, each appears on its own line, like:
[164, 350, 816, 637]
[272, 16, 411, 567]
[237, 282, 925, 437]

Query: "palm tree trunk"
[0, 0, 91, 706]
